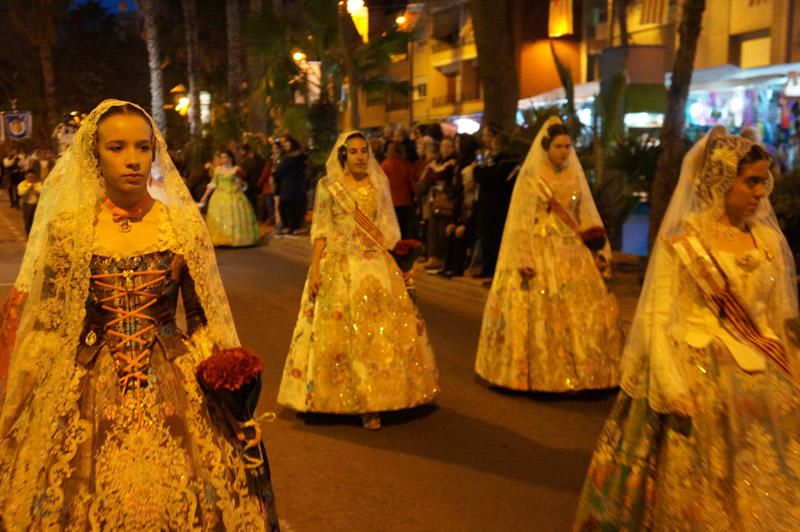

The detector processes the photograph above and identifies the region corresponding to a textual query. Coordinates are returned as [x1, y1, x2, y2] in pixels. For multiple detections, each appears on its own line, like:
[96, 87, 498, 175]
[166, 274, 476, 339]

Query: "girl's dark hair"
[98, 103, 151, 128]
[338, 131, 367, 166]
[737, 144, 771, 175]
[223, 149, 236, 165]
[541, 123, 571, 150]
[96, 103, 154, 160]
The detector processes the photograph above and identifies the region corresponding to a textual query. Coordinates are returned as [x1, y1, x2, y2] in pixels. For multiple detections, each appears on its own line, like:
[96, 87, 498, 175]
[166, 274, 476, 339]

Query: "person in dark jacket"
[273, 136, 307, 234]
[473, 125, 518, 279]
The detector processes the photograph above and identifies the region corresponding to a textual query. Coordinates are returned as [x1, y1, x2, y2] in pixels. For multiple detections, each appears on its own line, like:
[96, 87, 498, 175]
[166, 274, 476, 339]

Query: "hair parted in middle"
[540, 123, 571, 151]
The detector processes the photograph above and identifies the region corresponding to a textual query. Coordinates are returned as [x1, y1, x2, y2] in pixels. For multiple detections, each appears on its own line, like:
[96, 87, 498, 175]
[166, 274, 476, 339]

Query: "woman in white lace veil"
[0, 100, 277, 529]
[475, 116, 622, 392]
[278, 131, 439, 430]
[574, 127, 800, 530]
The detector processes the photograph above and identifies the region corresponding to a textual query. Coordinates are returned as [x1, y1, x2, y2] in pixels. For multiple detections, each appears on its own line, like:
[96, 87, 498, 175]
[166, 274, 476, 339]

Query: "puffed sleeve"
[310, 179, 334, 243]
[642, 243, 693, 415]
[180, 262, 208, 335]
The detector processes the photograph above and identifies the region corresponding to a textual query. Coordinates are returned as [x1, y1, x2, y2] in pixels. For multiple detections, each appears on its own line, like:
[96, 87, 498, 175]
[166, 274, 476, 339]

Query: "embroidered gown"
[475, 168, 623, 391]
[206, 165, 260, 247]
[0, 201, 274, 530]
[277, 177, 440, 413]
[574, 227, 800, 530]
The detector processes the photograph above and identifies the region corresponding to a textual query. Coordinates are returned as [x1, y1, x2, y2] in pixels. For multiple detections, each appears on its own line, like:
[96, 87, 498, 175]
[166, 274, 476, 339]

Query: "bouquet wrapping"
[196, 347, 280, 531]
[390, 239, 424, 301]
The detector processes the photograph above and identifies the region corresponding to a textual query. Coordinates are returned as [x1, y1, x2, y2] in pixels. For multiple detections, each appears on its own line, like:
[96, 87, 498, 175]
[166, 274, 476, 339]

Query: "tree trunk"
[470, 0, 519, 133]
[246, 0, 267, 133]
[649, 0, 707, 248]
[226, 0, 245, 113]
[38, 43, 58, 133]
[615, 0, 630, 47]
[183, 0, 202, 138]
[338, 4, 361, 130]
[139, 0, 167, 136]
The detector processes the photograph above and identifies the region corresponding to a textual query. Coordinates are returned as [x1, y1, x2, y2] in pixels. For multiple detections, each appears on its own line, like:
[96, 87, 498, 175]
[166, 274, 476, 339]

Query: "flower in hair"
[710, 147, 738, 172]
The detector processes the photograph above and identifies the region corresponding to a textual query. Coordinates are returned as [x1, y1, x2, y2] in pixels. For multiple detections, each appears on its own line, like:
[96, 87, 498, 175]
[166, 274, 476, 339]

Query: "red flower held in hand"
[392, 239, 423, 256]
[196, 347, 264, 392]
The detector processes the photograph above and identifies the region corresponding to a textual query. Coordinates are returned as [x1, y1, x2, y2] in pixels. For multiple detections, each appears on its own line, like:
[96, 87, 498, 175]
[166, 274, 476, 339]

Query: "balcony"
[432, 92, 481, 107]
[431, 35, 475, 53]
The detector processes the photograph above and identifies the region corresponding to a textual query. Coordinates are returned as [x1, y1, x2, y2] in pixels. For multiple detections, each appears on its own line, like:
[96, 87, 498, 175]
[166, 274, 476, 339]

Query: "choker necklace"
[104, 195, 154, 233]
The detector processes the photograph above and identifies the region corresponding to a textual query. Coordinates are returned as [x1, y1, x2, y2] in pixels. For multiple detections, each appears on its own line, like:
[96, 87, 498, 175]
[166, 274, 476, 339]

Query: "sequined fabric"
[475, 174, 623, 391]
[574, 238, 800, 531]
[0, 251, 269, 530]
[278, 179, 440, 413]
[206, 167, 259, 247]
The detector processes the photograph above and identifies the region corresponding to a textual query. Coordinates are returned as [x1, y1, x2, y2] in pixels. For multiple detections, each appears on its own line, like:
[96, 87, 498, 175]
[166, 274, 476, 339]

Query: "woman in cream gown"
[475, 118, 622, 392]
[278, 131, 439, 430]
[574, 128, 800, 530]
[0, 100, 278, 530]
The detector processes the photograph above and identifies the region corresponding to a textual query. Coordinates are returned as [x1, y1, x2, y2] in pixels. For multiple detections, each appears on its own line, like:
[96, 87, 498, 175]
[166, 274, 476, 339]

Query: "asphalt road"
[0, 195, 637, 532]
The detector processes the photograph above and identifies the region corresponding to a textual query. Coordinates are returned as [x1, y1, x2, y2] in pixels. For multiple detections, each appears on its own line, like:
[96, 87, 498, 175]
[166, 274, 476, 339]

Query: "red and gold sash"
[326, 178, 389, 249]
[672, 235, 791, 377]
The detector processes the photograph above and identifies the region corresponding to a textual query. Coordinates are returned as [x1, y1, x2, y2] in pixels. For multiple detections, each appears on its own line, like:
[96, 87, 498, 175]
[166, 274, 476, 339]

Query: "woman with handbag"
[419, 138, 457, 271]
[475, 117, 623, 392]
[574, 128, 800, 530]
[277, 131, 440, 430]
[0, 100, 278, 529]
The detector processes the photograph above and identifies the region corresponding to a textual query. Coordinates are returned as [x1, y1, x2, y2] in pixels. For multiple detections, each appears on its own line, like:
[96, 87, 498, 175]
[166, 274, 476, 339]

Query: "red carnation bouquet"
[391, 239, 424, 272]
[196, 347, 280, 531]
[390, 239, 423, 301]
[579, 226, 608, 252]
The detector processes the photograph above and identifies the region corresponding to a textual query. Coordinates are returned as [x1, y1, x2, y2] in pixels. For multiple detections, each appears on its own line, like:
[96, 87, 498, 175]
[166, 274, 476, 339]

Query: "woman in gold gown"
[574, 128, 800, 530]
[277, 131, 439, 430]
[0, 100, 278, 530]
[475, 117, 622, 392]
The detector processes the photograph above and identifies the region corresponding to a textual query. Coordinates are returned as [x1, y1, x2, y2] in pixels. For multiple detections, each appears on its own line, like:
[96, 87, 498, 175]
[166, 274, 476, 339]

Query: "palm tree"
[182, 0, 202, 137]
[337, 2, 362, 129]
[245, 0, 267, 133]
[8, 0, 69, 134]
[649, 0, 707, 248]
[470, 0, 519, 133]
[226, 0, 245, 113]
[139, 0, 167, 136]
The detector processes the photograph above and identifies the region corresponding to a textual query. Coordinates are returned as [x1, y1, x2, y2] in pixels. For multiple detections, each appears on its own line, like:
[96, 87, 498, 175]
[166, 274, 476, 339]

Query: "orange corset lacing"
[89, 268, 168, 393]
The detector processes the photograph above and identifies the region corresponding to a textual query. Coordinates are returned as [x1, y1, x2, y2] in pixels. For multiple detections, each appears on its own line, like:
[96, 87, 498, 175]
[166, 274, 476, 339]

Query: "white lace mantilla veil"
[495, 115, 608, 273]
[0, 99, 239, 432]
[619, 126, 799, 414]
[323, 130, 401, 247]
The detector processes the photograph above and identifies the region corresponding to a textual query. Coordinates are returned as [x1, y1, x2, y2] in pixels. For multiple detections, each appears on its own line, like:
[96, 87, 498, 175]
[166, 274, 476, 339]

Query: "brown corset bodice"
[77, 251, 207, 392]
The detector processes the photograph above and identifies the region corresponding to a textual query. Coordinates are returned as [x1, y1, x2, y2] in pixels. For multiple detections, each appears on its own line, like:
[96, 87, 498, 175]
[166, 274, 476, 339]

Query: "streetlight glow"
[396, 15, 407, 25]
[292, 51, 307, 62]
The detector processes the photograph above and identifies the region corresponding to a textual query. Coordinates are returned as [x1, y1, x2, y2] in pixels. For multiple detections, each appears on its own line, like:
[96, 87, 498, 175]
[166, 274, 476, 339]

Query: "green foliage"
[549, 43, 578, 138]
[606, 134, 662, 193]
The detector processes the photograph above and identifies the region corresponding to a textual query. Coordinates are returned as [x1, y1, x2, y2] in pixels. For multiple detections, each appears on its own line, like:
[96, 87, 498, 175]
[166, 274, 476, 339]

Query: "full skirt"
[475, 232, 622, 391]
[574, 341, 800, 531]
[0, 335, 275, 530]
[278, 248, 439, 413]
[206, 187, 259, 247]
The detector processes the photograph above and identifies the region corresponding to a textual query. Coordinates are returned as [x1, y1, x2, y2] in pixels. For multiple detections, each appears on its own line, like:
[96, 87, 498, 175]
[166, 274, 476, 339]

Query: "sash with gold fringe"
[671, 235, 791, 377]
[325, 178, 390, 250]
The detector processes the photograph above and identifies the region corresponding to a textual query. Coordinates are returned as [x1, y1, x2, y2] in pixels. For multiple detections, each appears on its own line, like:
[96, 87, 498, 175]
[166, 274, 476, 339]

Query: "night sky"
[72, 0, 136, 14]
